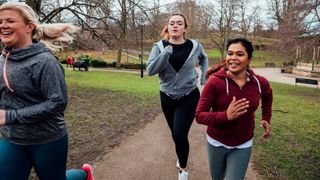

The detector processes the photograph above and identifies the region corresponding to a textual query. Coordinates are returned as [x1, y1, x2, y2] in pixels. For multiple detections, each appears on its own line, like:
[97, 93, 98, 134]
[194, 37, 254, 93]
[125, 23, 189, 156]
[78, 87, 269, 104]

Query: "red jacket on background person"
[67, 56, 75, 66]
[195, 68, 273, 146]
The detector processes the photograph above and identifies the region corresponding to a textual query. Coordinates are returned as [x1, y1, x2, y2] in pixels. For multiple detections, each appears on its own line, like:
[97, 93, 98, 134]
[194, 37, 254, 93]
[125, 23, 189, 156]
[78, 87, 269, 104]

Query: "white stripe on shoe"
[178, 170, 189, 180]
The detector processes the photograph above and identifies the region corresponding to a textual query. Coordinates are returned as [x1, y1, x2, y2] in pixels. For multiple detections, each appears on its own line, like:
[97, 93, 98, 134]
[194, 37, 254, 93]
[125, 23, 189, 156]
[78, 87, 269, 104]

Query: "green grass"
[65, 70, 159, 97]
[253, 82, 320, 179]
[206, 49, 222, 59]
[251, 51, 284, 68]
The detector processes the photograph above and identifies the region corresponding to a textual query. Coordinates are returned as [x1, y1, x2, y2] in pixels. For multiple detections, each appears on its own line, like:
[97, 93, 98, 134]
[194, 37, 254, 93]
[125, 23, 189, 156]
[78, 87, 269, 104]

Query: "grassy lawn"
[253, 82, 320, 179]
[65, 70, 159, 97]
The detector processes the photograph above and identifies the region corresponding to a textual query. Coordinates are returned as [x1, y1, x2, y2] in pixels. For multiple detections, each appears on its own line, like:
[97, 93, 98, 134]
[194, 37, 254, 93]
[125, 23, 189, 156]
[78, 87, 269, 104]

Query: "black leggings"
[160, 88, 200, 168]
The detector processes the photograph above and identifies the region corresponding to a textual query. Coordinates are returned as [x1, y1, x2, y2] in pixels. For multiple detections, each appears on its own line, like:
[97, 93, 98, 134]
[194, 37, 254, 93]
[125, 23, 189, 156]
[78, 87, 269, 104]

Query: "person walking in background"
[0, 2, 93, 180]
[67, 55, 75, 67]
[146, 13, 208, 180]
[195, 37, 273, 180]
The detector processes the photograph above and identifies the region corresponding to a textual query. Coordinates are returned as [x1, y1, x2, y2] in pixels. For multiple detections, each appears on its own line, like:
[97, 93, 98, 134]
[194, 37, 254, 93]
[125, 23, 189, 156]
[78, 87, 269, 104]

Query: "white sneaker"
[176, 160, 180, 169]
[178, 170, 189, 180]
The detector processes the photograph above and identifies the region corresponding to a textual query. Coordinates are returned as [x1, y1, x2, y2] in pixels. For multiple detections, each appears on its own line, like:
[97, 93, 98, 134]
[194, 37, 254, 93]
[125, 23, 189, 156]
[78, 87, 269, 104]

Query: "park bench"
[73, 60, 89, 71]
[265, 62, 275, 67]
[295, 77, 319, 88]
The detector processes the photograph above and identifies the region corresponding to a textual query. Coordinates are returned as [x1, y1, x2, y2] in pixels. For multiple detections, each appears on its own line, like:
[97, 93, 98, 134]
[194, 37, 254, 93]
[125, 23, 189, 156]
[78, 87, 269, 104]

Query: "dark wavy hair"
[226, 37, 253, 59]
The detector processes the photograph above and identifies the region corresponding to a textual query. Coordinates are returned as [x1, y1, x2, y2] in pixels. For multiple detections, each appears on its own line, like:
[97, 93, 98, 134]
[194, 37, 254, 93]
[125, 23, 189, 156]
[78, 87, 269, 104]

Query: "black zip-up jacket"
[0, 42, 67, 145]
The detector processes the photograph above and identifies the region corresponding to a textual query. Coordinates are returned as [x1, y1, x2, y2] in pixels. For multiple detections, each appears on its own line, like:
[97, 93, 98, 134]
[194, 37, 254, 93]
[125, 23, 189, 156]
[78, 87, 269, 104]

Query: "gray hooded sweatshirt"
[0, 42, 67, 145]
[146, 39, 208, 95]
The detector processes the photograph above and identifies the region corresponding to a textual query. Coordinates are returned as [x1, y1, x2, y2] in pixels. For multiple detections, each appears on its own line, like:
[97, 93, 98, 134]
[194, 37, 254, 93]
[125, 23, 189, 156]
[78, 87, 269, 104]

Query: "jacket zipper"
[174, 73, 179, 92]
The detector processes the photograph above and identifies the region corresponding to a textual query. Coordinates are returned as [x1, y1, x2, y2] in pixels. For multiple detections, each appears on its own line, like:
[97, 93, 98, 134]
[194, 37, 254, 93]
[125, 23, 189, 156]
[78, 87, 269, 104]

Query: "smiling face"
[0, 9, 34, 49]
[167, 15, 186, 40]
[226, 43, 250, 75]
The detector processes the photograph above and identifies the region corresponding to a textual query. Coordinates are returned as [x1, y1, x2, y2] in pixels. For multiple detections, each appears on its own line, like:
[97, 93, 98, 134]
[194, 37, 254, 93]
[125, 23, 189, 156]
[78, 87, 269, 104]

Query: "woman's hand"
[227, 96, 249, 121]
[260, 120, 270, 139]
[0, 110, 6, 126]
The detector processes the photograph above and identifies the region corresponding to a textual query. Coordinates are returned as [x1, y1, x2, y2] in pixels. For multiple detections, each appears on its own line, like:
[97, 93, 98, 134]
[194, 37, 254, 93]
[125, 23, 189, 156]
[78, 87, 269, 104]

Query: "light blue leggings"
[207, 142, 251, 180]
[0, 135, 87, 180]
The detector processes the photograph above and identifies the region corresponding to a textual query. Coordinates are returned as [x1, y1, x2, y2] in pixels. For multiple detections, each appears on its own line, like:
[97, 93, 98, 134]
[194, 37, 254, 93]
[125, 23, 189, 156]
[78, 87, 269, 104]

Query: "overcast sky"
[157, 0, 273, 27]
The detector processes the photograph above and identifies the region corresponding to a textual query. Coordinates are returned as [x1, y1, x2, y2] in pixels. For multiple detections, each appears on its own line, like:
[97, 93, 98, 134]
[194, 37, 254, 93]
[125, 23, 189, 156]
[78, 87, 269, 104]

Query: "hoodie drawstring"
[225, 75, 262, 96]
[225, 78, 229, 96]
[3, 52, 14, 92]
[253, 75, 262, 94]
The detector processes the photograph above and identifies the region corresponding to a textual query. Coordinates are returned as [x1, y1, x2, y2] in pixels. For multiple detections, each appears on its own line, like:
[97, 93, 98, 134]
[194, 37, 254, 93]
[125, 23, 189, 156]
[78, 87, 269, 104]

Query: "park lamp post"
[139, 17, 145, 78]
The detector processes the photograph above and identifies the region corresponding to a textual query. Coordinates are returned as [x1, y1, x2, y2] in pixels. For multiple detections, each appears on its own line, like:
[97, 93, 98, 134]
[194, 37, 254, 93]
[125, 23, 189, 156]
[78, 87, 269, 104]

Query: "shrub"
[108, 61, 117, 68]
[121, 63, 146, 69]
[90, 59, 108, 67]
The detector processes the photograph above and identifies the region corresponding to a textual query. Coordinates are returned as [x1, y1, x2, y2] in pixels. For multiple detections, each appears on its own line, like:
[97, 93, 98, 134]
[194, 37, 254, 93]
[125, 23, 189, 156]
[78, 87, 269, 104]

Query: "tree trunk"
[116, 48, 122, 68]
[116, 0, 127, 68]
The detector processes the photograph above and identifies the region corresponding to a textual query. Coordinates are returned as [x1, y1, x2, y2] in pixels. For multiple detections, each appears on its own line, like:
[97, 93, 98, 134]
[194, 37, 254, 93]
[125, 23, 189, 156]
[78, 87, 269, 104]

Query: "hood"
[2, 41, 50, 93]
[3, 41, 50, 61]
[155, 39, 199, 55]
[213, 68, 262, 96]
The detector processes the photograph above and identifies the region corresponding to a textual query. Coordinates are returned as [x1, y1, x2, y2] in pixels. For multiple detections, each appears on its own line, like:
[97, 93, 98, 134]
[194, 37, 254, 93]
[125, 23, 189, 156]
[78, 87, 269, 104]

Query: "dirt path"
[92, 113, 262, 180]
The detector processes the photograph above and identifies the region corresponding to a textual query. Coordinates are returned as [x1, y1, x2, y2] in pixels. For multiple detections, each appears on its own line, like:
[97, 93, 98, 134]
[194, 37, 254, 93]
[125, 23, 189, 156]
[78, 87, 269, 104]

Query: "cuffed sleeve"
[5, 110, 15, 125]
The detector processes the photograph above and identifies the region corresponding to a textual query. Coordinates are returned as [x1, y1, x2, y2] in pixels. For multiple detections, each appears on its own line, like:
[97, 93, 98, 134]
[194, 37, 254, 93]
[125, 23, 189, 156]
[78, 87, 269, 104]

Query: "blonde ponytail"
[34, 23, 80, 52]
[0, 2, 79, 52]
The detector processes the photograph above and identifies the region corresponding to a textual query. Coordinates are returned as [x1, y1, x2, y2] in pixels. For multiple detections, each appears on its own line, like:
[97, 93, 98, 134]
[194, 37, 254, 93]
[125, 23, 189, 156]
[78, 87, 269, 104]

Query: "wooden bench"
[265, 62, 276, 67]
[295, 77, 319, 88]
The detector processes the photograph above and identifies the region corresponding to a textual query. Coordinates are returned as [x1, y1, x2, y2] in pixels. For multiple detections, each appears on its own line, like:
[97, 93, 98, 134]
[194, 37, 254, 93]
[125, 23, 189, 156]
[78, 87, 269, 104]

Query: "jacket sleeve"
[146, 44, 172, 75]
[5, 58, 67, 125]
[261, 78, 273, 124]
[195, 77, 229, 126]
[197, 43, 208, 85]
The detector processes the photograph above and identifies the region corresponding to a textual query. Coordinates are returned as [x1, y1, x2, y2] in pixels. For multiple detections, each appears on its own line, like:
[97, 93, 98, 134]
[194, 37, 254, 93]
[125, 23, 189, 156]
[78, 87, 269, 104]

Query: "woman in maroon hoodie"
[195, 37, 273, 180]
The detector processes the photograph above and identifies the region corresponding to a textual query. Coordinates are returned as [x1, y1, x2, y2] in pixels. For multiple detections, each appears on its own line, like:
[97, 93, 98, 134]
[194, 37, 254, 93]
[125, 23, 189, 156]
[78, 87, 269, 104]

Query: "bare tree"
[236, 0, 256, 37]
[252, 7, 264, 50]
[174, 0, 205, 38]
[147, 0, 162, 42]
[306, 0, 320, 34]
[114, 0, 127, 68]
[311, 0, 320, 23]
[205, 0, 239, 59]
[268, 0, 315, 57]
[26, 0, 42, 15]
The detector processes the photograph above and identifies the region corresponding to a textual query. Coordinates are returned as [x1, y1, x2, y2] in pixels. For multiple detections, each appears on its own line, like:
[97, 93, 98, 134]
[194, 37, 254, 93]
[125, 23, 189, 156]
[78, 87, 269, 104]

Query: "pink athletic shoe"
[82, 164, 94, 180]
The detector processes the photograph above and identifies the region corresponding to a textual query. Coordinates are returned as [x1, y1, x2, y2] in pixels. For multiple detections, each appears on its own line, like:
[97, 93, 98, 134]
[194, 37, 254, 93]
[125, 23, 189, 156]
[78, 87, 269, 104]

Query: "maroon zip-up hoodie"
[196, 68, 273, 146]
